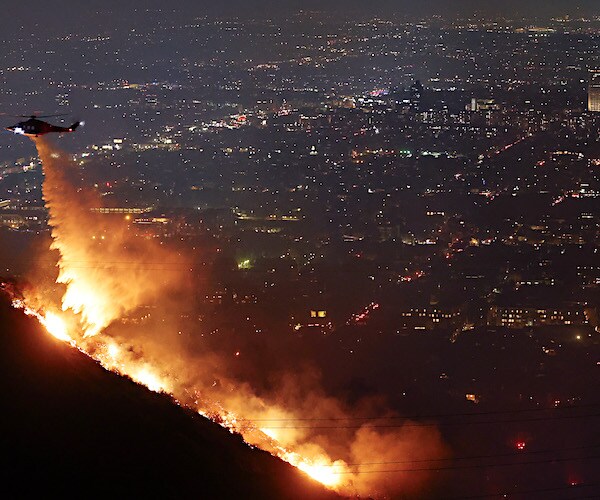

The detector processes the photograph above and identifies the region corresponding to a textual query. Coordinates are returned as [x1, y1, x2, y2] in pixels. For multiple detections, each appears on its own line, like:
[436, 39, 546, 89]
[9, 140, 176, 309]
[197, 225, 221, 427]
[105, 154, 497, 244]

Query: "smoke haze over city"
[0, 1, 599, 498]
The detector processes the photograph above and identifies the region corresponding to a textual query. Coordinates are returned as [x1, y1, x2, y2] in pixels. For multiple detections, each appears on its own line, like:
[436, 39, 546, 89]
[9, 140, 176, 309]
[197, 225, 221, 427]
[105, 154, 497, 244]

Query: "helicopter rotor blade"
[0, 112, 70, 118]
[33, 113, 71, 118]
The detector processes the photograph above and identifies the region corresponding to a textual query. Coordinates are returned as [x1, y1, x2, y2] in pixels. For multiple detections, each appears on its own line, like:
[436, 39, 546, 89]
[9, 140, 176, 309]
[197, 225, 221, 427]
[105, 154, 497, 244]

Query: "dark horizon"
[2, 0, 599, 24]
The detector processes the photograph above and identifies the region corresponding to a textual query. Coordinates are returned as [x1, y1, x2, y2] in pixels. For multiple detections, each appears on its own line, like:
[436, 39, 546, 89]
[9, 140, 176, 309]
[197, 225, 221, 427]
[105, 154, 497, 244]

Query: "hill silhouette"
[0, 295, 341, 499]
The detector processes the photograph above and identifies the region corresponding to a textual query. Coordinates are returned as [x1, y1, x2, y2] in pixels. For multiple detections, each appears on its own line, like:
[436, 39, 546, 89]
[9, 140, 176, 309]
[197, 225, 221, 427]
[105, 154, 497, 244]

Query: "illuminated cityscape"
[0, 1, 599, 498]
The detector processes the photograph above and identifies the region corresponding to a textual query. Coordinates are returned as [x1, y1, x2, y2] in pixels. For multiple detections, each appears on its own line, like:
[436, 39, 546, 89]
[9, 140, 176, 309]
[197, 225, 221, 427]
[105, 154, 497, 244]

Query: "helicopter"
[4, 113, 82, 137]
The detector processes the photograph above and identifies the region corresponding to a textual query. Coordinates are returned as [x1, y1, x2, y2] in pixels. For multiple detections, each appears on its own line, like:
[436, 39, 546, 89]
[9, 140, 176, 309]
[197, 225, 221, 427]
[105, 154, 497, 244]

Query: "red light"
[516, 441, 526, 450]
[568, 472, 582, 486]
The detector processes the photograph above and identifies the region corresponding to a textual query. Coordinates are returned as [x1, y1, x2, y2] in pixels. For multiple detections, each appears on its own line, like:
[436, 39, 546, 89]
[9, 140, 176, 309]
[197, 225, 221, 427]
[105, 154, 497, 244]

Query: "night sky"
[1, 0, 599, 26]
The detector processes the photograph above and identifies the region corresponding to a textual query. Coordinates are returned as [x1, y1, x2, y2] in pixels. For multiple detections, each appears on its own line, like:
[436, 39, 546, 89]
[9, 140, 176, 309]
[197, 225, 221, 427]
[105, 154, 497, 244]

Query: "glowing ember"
[131, 366, 169, 393]
[259, 427, 279, 441]
[289, 455, 344, 487]
[106, 342, 120, 360]
[298, 463, 340, 487]
[13, 299, 74, 345]
[41, 311, 72, 343]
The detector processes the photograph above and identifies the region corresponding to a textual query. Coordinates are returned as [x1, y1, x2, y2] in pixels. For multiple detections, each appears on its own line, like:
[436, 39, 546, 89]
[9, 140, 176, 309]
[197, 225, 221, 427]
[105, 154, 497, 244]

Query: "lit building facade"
[488, 305, 589, 328]
[588, 70, 600, 112]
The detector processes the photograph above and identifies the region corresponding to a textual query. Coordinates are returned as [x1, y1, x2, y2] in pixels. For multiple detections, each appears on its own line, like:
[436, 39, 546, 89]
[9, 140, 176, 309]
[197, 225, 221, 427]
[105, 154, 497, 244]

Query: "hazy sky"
[1, 0, 598, 28]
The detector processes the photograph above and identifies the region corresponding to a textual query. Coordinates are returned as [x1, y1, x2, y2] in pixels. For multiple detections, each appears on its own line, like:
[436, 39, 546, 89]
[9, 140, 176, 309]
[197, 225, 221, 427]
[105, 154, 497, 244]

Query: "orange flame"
[41, 311, 72, 343]
[13, 292, 349, 491]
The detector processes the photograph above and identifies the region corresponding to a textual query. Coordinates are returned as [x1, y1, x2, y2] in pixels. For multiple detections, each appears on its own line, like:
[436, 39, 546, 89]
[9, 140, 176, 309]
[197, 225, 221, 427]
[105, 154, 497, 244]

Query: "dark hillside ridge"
[0, 296, 340, 499]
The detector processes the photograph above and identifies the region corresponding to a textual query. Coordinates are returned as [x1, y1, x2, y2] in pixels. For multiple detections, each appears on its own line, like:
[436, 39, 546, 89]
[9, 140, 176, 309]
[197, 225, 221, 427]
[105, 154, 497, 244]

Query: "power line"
[256, 412, 600, 429]
[240, 402, 600, 422]
[330, 454, 600, 474]
[448, 482, 600, 500]
[1, 258, 194, 266]
[317, 443, 600, 468]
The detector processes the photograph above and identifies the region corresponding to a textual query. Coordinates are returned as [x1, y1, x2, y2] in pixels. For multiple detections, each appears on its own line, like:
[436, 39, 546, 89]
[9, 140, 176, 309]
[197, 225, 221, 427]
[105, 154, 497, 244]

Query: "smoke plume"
[34, 137, 188, 337]
[20, 137, 448, 498]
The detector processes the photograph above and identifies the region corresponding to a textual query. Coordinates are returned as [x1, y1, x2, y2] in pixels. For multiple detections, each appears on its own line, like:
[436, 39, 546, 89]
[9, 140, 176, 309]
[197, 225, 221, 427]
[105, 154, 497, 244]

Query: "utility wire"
[330, 454, 600, 474]
[315, 443, 600, 467]
[256, 412, 600, 429]
[446, 482, 600, 500]
[240, 402, 600, 422]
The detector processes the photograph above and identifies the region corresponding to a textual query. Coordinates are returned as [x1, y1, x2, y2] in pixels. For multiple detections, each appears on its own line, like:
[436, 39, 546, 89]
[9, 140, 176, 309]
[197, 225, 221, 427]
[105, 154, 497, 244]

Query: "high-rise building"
[470, 98, 500, 112]
[588, 70, 600, 112]
[409, 80, 424, 112]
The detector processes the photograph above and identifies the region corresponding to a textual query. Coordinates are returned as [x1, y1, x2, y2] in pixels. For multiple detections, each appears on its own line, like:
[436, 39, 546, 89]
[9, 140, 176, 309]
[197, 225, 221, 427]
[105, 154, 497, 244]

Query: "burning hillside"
[4, 137, 448, 498]
[0, 296, 338, 499]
